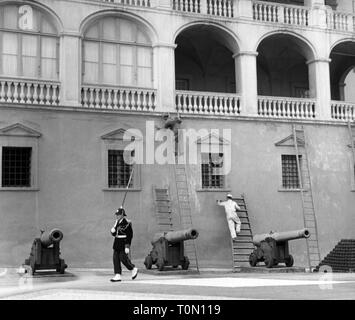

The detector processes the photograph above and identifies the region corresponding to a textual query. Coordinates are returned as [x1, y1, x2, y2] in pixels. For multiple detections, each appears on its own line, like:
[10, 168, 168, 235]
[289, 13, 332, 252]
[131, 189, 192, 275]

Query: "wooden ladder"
[152, 186, 174, 232]
[174, 164, 200, 273]
[232, 195, 254, 270]
[292, 125, 321, 270]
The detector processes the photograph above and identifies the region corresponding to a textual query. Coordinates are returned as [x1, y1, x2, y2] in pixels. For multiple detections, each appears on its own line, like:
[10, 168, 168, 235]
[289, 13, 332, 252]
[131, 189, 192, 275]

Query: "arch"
[255, 30, 317, 61]
[0, 0, 63, 33]
[173, 21, 240, 54]
[79, 10, 158, 44]
[256, 30, 316, 98]
[329, 40, 355, 101]
[80, 11, 156, 88]
[0, 1, 61, 80]
[174, 21, 238, 93]
[329, 38, 355, 55]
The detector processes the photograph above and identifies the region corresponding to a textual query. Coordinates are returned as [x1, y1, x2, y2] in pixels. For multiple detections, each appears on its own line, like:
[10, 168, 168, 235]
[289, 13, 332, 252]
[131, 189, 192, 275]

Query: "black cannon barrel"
[253, 228, 310, 246]
[40, 229, 64, 248]
[152, 228, 199, 244]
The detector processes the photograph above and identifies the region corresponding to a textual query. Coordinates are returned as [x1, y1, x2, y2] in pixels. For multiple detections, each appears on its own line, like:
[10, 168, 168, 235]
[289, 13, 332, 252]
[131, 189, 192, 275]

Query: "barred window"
[2, 147, 32, 187]
[201, 153, 224, 189]
[108, 150, 134, 188]
[282, 154, 301, 189]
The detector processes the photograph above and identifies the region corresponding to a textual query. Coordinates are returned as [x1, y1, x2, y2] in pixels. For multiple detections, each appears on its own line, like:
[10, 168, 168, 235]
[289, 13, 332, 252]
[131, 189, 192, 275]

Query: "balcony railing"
[176, 90, 240, 115]
[173, 0, 201, 13]
[327, 11, 354, 32]
[172, 0, 234, 17]
[101, 0, 151, 7]
[0, 78, 60, 106]
[258, 96, 316, 119]
[207, 0, 234, 18]
[81, 85, 157, 111]
[253, 1, 309, 26]
[331, 101, 355, 121]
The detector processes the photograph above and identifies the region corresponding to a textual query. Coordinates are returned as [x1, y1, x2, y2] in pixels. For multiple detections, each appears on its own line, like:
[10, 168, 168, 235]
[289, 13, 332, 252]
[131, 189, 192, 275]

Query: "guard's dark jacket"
[111, 217, 133, 251]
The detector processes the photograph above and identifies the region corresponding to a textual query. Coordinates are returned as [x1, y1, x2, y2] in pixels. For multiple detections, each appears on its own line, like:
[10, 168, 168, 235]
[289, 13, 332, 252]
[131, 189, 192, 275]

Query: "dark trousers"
[113, 250, 135, 274]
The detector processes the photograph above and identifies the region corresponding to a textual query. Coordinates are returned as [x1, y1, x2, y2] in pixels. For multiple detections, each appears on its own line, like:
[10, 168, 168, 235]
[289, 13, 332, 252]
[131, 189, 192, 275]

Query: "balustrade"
[81, 85, 157, 111]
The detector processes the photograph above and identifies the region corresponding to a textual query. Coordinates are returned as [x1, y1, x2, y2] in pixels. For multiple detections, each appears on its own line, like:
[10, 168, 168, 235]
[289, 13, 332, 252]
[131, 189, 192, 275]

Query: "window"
[176, 79, 190, 90]
[2, 147, 31, 187]
[0, 4, 59, 79]
[281, 154, 301, 189]
[108, 150, 134, 188]
[83, 17, 153, 88]
[201, 153, 225, 189]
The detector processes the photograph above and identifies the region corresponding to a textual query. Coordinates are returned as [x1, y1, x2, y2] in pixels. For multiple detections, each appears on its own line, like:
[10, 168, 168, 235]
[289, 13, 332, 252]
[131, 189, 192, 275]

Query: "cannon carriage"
[144, 228, 199, 271]
[249, 228, 310, 268]
[24, 229, 67, 275]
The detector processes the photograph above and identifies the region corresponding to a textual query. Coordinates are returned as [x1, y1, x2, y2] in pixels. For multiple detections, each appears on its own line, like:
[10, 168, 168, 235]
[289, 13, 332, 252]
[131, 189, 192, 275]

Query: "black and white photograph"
[0, 0, 355, 310]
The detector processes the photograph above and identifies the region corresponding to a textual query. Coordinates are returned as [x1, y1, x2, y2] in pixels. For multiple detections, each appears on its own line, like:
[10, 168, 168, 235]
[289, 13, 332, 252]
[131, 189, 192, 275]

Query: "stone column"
[307, 58, 332, 120]
[153, 43, 177, 113]
[59, 34, 81, 107]
[234, 51, 258, 116]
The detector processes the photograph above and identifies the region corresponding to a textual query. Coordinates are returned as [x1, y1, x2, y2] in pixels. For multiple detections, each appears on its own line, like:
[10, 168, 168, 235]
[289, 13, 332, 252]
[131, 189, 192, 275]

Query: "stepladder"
[230, 195, 254, 271]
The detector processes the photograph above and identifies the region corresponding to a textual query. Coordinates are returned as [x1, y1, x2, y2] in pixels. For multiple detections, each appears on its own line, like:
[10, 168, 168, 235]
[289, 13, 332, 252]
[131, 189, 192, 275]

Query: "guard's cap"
[115, 207, 126, 216]
[227, 193, 233, 199]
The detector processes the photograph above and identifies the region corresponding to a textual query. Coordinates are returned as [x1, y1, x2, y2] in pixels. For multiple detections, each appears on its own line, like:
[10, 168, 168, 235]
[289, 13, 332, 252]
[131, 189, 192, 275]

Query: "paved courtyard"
[1, 267, 355, 300]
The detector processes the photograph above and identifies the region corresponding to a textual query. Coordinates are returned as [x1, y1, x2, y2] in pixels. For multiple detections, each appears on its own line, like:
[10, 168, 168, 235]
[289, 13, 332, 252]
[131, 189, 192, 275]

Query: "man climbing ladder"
[216, 193, 242, 240]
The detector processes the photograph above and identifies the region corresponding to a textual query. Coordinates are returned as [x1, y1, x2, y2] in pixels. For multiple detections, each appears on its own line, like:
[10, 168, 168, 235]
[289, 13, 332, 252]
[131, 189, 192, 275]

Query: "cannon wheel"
[181, 256, 190, 270]
[156, 258, 165, 271]
[285, 255, 294, 267]
[30, 261, 36, 275]
[60, 260, 66, 274]
[264, 255, 275, 268]
[144, 255, 153, 270]
[249, 252, 258, 267]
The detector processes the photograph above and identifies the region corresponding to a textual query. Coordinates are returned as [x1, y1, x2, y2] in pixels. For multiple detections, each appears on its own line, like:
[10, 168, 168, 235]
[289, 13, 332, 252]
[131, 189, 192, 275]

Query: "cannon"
[144, 228, 199, 271]
[24, 229, 67, 275]
[249, 228, 310, 268]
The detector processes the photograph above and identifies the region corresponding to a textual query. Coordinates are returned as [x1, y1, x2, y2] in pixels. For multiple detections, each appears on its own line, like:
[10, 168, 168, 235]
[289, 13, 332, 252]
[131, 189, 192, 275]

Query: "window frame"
[101, 129, 141, 192]
[281, 154, 302, 190]
[195, 133, 231, 192]
[1, 146, 32, 187]
[0, 124, 40, 191]
[0, 4, 59, 80]
[200, 152, 226, 190]
[107, 149, 135, 189]
[82, 17, 153, 88]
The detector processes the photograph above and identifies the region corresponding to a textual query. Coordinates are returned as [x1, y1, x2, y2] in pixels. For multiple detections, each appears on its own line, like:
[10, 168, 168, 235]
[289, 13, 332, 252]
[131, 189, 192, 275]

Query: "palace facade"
[0, 0, 354, 269]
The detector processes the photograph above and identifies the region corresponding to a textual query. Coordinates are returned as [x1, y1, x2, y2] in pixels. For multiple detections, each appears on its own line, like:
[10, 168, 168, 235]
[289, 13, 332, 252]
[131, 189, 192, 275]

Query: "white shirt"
[218, 199, 241, 218]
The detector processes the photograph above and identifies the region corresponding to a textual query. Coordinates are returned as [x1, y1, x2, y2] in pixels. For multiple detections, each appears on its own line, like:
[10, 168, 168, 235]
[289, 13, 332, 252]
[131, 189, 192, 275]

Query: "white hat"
[227, 193, 233, 199]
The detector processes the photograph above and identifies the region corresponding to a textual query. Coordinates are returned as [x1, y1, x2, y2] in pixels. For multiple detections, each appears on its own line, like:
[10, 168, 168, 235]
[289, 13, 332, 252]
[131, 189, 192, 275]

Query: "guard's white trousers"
[227, 215, 241, 239]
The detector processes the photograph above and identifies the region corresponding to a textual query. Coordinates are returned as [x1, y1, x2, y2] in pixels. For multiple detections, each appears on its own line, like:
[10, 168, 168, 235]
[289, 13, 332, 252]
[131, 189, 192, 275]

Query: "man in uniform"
[216, 193, 242, 240]
[110, 207, 138, 282]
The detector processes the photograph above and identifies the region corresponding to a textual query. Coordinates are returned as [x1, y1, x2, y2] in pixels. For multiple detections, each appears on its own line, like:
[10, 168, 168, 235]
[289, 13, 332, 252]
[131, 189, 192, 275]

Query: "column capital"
[233, 51, 259, 59]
